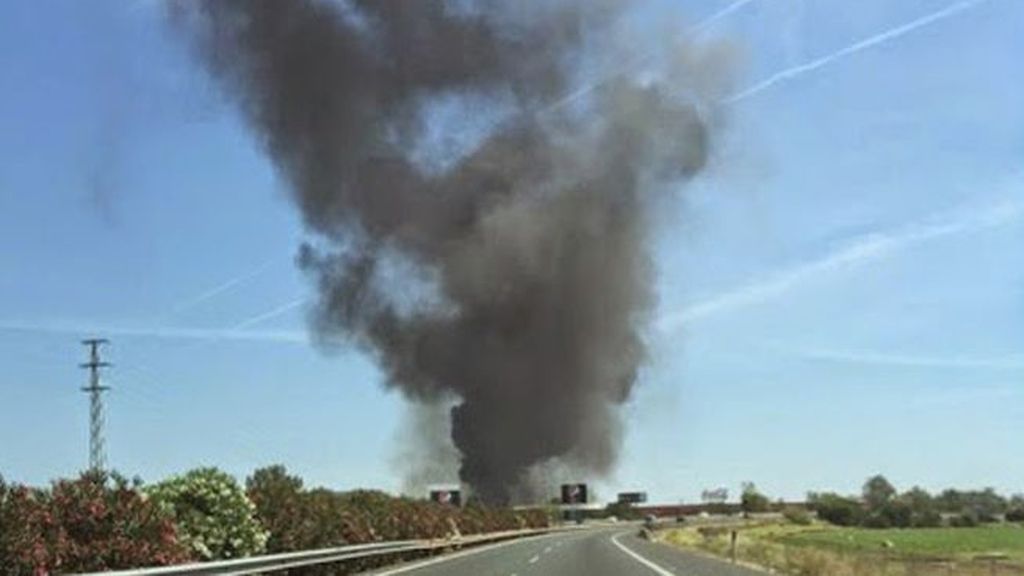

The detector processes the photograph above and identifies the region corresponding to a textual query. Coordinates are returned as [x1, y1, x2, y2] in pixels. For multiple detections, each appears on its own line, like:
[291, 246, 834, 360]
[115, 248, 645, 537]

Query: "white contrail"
[230, 297, 308, 330]
[728, 0, 989, 103]
[774, 345, 1024, 370]
[0, 319, 308, 344]
[0, 294, 310, 346]
[543, 0, 759, 114]
[166, 257, 279, 317]
[657, 199, 1022, 332]
[688, 0, 759, 36]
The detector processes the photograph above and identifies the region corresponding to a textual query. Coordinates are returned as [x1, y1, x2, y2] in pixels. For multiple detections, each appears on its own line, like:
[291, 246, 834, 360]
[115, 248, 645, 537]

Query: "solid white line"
[528, 555, 539, 564]
[372, 534, 557, 576]
[610, 532, 675, 576]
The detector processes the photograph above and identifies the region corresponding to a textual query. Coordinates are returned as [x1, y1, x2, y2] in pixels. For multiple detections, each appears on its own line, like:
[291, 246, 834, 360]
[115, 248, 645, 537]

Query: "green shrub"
[147, 468, 268, 560]
[949, 512, 978, 527]
[783, 507, 813, 525]
[809, 493, 863, 527]
[863, 501, 912, 528]
[1006, 507, 1024, 523]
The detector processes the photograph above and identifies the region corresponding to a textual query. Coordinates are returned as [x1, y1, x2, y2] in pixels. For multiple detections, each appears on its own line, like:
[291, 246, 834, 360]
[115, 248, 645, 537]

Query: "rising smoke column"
[178, 0, 721, 503]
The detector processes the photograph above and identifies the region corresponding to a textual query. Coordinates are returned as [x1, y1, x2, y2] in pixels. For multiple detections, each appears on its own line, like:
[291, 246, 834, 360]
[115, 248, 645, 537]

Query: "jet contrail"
[166, 256, 279, 317]
[0, 319, 308, 344]
[230, 297, 308, 330]
[728, 0, 989, 103]
[657, 198, 1022, 332]
[543, 0, 759, 114]
[688, 0, 759, 36]
[774, 345, 1024, 370]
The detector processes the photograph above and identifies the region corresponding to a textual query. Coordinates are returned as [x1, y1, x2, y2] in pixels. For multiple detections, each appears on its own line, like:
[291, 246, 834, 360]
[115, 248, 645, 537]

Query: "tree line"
[741, 475, 1024, 528]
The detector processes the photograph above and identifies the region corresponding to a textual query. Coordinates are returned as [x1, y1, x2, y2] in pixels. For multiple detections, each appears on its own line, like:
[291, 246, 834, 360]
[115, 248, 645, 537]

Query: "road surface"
[367, 527, 764, 576]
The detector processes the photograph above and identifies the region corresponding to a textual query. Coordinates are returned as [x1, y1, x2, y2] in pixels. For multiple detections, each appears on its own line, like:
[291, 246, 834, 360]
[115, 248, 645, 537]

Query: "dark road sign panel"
[429, 489, 462, 507]
[561, 483, 588, 504]
[617, 491, 648, 504]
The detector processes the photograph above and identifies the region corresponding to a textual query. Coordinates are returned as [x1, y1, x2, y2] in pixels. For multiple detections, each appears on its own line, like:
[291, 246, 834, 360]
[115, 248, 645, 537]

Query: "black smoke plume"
[177, 0, 721, 503]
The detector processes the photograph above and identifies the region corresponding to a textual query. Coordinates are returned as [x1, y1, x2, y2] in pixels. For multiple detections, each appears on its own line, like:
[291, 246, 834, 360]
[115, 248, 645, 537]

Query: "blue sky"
[0, 0, 1020, 503]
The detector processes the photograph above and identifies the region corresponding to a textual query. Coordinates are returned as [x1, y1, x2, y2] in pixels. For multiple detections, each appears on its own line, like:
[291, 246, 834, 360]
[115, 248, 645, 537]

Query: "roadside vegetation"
[0, 466, 549, 575]
[657, 475, 1024, 576]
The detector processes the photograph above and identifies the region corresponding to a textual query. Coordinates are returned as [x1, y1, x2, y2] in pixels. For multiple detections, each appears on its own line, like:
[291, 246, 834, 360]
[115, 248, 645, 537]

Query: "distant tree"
[782, 506, 813, 525]
[862, 475, 897, 512]
[808, 492, 863, 527]
[950, 513, 979, 527]
[899, 487, 941, 528]
[966, 488, 1008, 522]
[740, 483, 771, 514]
[864, 500, 912, 529]
[934, 488, 1006, 523]
[1006, 495, 1024, 523]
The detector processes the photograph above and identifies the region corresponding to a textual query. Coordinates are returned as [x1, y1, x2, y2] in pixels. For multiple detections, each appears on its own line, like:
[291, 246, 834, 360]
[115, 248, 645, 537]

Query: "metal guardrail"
[70, 527, 566, 576]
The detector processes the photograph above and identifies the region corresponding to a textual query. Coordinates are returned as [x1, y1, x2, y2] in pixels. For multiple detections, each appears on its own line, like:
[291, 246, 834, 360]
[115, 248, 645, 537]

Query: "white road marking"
[528, 555, 540, 564]
[544, 546, 552, 553]
[373, 534, 554, 575]
[610, 532, 675, 576]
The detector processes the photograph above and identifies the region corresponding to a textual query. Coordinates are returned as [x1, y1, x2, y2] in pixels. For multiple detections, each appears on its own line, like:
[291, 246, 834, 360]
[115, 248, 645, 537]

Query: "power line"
[80, 338, 111, 472]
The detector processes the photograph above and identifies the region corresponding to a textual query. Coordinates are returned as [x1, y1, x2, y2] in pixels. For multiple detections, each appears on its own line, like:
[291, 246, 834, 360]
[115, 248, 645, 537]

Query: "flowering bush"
[1, 466, 549, 575]
[245, 465, 310, 552]
[0, 472, 190, 575]
[245, 466, 549, 556]
[146, 468, 268, 560]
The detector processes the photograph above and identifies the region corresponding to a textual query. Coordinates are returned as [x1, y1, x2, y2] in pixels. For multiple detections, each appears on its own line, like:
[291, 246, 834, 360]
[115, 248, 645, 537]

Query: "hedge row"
[0, 467, 550, 575]
[246, 465, 550, 554]
[0, 472, 190, 575]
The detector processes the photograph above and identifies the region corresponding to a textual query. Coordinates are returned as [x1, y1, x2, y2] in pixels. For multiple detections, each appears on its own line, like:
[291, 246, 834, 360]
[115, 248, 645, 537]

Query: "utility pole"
[80, 338, 111, 472]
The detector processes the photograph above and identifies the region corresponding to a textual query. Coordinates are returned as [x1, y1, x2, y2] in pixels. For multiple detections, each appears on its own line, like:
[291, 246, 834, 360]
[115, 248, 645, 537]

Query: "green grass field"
[659, 523, 1024, 575]
[778, 525, 1024, 560]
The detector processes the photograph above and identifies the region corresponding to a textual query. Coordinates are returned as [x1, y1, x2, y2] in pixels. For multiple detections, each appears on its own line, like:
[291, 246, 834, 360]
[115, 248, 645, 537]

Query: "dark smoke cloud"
[177, 0, 721, 503]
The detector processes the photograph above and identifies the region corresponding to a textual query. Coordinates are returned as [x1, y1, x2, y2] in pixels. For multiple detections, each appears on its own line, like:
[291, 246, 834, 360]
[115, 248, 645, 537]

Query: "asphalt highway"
[368, 527, 764, 576]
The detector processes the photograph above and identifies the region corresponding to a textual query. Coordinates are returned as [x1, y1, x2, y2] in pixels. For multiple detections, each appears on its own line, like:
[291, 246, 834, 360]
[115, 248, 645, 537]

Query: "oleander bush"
[146, 467, 268, 560]
[0, 472, 190, 575]
[2, 466, 549, 574]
